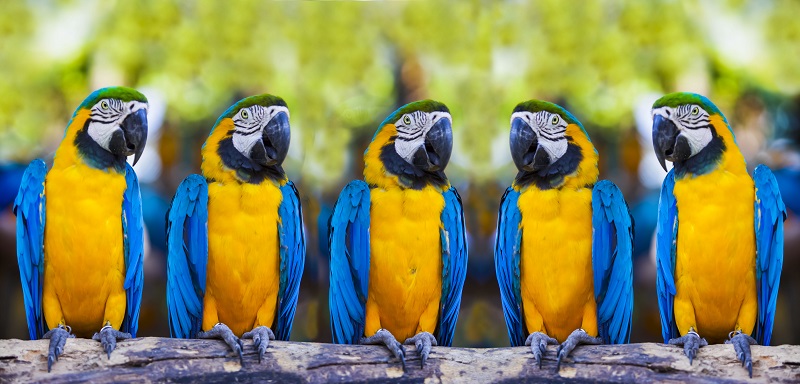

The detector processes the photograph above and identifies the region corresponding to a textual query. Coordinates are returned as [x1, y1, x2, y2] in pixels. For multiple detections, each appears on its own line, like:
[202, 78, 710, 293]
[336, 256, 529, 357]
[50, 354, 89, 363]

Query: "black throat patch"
[378, 138, 448, 190]
[217, 136, 285, 184]
[514, 142, 583, 190]
[74, 119, 127, 173]
[673, 127, 726, 179]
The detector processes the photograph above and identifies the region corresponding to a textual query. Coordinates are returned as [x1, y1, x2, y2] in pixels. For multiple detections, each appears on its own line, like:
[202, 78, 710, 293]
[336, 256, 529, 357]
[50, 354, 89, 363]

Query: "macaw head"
[364, 100, 453, 190]
[651, 92, 732, 176]
[70, 87, 149, 169]
[509, 100, 598, 190]
[201, 94, 291, 184]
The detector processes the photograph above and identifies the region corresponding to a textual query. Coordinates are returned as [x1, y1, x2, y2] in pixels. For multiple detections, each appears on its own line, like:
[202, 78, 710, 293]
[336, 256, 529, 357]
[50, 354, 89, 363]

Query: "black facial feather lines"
[675, 104, 710, 130]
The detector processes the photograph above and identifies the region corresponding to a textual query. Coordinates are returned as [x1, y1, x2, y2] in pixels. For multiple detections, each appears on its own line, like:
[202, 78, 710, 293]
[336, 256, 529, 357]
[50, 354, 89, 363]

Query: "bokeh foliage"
[1, 0, 798, 188]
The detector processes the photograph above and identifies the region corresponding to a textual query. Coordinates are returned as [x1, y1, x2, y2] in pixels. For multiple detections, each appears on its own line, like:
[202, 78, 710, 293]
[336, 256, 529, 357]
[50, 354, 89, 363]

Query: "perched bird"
[329, 100, 467, 368]
[166, 94, 304, 364]
[15, 87, 148, 371]
[495, 100, 634, 371]
[652, 92, 785, 377]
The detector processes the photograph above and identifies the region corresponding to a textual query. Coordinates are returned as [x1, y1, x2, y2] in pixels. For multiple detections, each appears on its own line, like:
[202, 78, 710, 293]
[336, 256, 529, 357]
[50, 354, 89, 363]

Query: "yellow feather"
[202, 180, 284, 337]
[672, 115, 757, 343]
[515, 123, 600, 342]
[362, 124, 446, 340]
[43, 109, 128, 337]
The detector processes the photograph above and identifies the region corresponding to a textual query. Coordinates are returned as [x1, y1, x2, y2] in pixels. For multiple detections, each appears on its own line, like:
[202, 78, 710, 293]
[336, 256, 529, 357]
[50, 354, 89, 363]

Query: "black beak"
[119, 108, 148, 165]
[510, 117, 549, 172]
[250, 111, 290, 167]
[652, 114, 690, 171]
[412, 117, 453, 172]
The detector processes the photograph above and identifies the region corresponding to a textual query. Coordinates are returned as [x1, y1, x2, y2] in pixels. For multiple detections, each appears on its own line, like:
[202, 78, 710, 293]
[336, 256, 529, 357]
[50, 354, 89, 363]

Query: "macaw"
[15, 87, 148, 371]
[166, 94, 304, 364]
[329, 100, 467, 368]
[495, 100, 634, 371]
[652, 92, 785, 377]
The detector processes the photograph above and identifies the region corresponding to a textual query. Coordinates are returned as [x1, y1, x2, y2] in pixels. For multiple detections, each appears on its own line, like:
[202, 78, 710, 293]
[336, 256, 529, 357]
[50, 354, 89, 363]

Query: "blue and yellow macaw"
[329, 100, 467, 368]
[15, 87, 148, 371]
[166, 94, 304, 364]
[652, 92, 785, 377]
[495, 100, 633, 371]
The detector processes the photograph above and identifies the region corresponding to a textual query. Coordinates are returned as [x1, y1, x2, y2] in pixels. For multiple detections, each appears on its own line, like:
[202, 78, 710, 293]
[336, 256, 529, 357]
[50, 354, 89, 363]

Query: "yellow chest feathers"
[366, 186, 445, 339]
[516, 186, 594, 280]
[206, 180, 283, 260]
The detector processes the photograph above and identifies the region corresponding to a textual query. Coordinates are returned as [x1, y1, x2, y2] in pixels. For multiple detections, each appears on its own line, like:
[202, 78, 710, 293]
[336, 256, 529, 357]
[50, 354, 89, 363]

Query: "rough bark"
[0, 338, 798, 383]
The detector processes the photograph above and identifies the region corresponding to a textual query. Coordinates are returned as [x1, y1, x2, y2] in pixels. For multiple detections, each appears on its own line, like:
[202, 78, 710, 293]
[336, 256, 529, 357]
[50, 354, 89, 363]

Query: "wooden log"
[0, 338, 798, 383]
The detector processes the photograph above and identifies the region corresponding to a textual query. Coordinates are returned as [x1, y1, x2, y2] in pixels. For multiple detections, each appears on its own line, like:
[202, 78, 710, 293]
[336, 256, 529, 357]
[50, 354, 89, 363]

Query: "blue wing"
[166, 174, 209, 339]
[120, 164, 145, 336]
[436, 187, 468, 347]
[591, 180, 634, 345]
[328, 180, 371, 344]
[274, 181, 305, 341]
[494, 187, 526, 346]
[752, 165, 786, 346]
[13, 160, 47, 340]
[655, 170, 680, 343]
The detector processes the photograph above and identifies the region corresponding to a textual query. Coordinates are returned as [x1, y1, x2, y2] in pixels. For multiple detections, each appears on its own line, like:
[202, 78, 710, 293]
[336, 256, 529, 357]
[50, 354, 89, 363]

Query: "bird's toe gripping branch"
[668, 330, 708, 365]
[404, 331, 437, 368]
[361, 329, 406, 370]
[726, 331, 757, 378]
[42, 325, 75, 372]
[91, 325, 132, 360]
[199, 323, 244, 365]
[556, 329, 603, 372]
[242, 326, 276, 363]
[525, 332, 558, 369]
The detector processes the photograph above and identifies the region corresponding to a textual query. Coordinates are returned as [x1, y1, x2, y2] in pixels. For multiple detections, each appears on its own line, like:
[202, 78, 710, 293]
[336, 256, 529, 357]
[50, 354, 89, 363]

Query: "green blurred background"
[1, 0, 799, 347]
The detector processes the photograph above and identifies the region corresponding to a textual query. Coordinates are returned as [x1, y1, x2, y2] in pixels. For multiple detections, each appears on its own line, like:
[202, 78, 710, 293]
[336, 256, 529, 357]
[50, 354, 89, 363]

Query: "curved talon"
[199, 323, 244, 365]
[726, 331, 757, 378]
[404, 331, 437, 368]
[43, 325, 73, 372]
[361, 329, 406, 370]
[242, 326, 276, 363]
[554, 329, 602, 373]
[525, 332, 557, 369]
[668, 331, 708, 365]
[91, 326, 132, 360]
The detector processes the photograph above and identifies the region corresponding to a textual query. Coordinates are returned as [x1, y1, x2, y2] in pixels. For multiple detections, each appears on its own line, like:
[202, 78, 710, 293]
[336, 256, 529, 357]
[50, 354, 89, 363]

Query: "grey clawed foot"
[668, 331, 708, 365]
[199, 323, 244, 365]
[555, 329, 602, 372]
[91, 325, 132, 360]
[42, 325, 74, 372]
[242, 326, 275, 363]
[726, 331, 757, 378]
[525, 332, 557, 369]
[403, 331, 437, 368]
[361, 329, 406, 370]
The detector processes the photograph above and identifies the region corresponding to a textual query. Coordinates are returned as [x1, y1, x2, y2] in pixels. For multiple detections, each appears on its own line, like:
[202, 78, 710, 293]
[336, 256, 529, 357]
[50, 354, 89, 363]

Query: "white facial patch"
[510, 111, 569, 163]
[231, 105, 289, 157]
[87, 99, 149, 151]
[394, 110, 451, 163]
[652, 105, 712, 156]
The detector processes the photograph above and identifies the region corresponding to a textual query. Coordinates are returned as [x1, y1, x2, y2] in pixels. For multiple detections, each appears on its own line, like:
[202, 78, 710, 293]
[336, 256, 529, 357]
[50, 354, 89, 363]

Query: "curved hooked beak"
[510, 117, 549, 172]
[117, 108, 148, 165]
[411, 117, 452, 172]
[250, 111, 290, 167]
[652, 114, 690, 171]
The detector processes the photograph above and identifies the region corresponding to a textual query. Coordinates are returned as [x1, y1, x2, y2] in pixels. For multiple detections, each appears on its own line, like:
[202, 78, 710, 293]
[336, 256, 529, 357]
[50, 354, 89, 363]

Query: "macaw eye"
[101, 101, 109, 110]
[241, 110, 249, 119]
[403, 115, 411, 125]
[551, 115, 559, 125]
[691, 106, 699, 116]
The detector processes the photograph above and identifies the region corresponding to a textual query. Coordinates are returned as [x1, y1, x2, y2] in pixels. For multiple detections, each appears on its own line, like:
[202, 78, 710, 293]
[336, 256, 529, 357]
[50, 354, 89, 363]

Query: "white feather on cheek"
[87, 121, 121, 150]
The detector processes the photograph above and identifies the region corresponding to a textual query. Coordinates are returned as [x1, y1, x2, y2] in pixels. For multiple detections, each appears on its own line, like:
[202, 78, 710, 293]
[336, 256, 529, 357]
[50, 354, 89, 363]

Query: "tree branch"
[0, 338, 798, 383]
